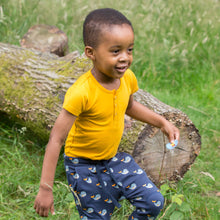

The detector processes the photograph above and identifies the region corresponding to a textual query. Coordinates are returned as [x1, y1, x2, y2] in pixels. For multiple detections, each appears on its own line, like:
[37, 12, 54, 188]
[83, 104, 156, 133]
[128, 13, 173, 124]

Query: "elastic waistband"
[64, 154, 111, 165]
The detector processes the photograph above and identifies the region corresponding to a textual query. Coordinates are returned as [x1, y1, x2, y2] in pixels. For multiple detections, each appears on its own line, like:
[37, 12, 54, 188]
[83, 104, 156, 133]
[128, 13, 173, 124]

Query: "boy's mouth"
[115, 65, 128, 73]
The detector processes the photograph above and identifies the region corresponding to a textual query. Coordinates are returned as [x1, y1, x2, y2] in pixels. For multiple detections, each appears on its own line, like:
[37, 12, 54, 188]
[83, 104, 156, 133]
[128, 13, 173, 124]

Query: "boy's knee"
[129, 190, 164, 220]
[146, 191, 164, 217]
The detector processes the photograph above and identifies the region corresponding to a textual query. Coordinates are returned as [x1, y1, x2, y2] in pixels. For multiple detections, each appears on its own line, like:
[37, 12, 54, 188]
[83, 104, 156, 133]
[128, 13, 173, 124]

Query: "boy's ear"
[84, 46, 95, 60]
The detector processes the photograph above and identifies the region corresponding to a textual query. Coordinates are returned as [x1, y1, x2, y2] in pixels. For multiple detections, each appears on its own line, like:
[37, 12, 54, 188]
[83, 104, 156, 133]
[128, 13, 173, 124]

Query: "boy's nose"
[119, 52, 130, 62]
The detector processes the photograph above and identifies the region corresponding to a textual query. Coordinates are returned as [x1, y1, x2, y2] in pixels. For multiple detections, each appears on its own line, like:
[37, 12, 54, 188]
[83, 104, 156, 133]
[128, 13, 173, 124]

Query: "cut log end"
[20, 24, 68, 57]
[132, 111, 201, 185]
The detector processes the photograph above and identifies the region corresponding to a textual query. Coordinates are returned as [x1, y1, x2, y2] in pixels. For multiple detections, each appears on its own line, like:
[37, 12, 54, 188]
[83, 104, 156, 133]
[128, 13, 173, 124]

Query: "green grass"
[0, 0, 219, 219]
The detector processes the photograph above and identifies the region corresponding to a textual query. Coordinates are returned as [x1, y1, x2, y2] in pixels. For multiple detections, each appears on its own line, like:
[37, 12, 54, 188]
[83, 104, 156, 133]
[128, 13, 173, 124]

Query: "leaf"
[179, 202, 191, 212]
[65, 193, 74, 202]
[171, 194, 184, 206]
[160, 184, 170, 195]
[170, 211, 184, 220]
[163, 203, 177, 216]
[174, 197, 182, 206]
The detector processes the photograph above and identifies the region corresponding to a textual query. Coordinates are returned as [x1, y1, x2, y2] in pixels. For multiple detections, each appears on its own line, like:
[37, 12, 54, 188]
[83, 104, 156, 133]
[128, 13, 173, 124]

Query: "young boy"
[34, 8, 179, 220]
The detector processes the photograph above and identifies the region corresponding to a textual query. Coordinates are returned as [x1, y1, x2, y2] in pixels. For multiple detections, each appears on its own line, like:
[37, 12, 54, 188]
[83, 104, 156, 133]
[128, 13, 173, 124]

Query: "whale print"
[111, 156, 118, 162]
[103, 169, 110, 174]
[91, 194, 101, 200]
[112, 183, 119, 189]
[135, 196, 143, 201]
[79, 191, 87, 197]
[69, 158, 79, 164]
[152, 200, 161, 207]
[118, 169, 129, 175]
[88, 166, 96, 173]
[84, 207, 94, 213]
[121, 156, 131, 163]
[104, 198, 113, 203]
[133, 169, 144, 175]
[99, 209, 107, 216]
[126, 183, 137, 190]
[71, 173, 79, 179]
[65, 165, 69, 172]
[117, 182, 123, 187]
[143, 183, 153, 188]
[83, 177, 92, 184]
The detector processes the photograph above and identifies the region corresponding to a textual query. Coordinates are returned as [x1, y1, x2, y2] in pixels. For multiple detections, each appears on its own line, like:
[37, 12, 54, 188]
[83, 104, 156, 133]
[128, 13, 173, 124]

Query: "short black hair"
[83, 8, 133, 48]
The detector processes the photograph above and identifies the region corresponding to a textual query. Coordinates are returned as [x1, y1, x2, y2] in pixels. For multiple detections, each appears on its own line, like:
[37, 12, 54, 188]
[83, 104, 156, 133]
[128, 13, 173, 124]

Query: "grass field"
[0, 0, 219, 219]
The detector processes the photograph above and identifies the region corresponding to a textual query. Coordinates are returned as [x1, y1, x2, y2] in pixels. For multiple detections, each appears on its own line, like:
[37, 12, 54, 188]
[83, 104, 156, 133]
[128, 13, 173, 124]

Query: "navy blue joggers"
[64, 152, 164, 220]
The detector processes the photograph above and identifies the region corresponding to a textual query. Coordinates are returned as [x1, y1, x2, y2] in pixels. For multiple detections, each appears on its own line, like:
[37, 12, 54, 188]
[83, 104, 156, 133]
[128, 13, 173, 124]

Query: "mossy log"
[0, 42, 201, 185]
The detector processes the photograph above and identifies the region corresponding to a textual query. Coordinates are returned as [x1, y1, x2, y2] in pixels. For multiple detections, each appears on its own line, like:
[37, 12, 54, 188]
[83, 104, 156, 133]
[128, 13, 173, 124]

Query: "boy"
[34, 8, 179, 220]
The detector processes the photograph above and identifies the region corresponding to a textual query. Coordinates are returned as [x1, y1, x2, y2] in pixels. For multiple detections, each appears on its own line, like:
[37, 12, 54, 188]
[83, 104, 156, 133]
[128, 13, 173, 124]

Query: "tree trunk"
[0, 42, 201, 185]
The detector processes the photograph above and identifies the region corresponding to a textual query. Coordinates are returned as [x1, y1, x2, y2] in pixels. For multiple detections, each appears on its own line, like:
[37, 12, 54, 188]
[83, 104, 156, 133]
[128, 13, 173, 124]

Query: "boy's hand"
[34, 187, 55, 217]
[161, 121, 180, 143]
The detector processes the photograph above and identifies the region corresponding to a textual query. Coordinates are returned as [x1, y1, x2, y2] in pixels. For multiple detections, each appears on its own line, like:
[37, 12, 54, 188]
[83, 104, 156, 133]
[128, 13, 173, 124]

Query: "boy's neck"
[91, 68, 120, 91]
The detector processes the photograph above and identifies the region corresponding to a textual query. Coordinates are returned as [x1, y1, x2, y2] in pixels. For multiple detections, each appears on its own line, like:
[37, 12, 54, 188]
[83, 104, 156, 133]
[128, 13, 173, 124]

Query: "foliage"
[159, 183, 189, 219]
[0, 0, 219, 219]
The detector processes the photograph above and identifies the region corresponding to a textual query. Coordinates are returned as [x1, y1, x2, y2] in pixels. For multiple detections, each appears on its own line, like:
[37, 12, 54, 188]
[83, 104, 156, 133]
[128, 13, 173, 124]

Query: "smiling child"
[34, 8, 179, 220]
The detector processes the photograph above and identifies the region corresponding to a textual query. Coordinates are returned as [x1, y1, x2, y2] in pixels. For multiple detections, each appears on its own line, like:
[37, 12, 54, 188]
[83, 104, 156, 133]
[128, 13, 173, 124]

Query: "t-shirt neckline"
[89, 70, 122, 93]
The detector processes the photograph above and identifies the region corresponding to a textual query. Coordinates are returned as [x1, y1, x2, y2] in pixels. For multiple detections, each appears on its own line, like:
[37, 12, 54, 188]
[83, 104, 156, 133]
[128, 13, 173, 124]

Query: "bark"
[0, 42, 201, 185]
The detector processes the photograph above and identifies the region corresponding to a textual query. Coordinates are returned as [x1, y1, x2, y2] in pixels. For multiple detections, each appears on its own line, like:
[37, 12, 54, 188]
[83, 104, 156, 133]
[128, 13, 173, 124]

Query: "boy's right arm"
[34, 108, 76, 217]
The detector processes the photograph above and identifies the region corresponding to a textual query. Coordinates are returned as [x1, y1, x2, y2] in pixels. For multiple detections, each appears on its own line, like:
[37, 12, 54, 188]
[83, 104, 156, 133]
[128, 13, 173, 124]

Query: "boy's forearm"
[39, 141, 63, 190]
[126, 100, 168, 128]
[38, 109, 76, 190]
[126, 100, 179, 142]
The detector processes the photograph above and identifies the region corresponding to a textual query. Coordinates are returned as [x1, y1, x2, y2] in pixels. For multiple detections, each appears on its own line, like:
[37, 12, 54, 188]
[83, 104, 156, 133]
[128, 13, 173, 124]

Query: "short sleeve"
[63, 85, 86, 116]
[125, 69, 139, 94]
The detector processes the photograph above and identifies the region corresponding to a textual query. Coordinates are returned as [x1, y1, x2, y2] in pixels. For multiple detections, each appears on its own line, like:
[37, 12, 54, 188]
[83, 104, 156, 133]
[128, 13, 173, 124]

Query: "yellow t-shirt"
[63, 69, 138, 160]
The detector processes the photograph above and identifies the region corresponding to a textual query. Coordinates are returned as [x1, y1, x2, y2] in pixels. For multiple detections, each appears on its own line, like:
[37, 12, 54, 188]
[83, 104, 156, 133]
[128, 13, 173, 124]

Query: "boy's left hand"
[160, 121, 180, 143]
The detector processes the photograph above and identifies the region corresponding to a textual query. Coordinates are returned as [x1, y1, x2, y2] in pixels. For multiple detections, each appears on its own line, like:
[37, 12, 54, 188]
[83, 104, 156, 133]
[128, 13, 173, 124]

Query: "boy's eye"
[128, 48, 133, 53]
[111, 47, 133, 55]
[112, 50, 120, 54]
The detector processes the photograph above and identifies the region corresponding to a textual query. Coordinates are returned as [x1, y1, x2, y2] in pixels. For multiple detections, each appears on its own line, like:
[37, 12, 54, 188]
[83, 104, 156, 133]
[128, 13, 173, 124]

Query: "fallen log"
[0, 42, 201, 185]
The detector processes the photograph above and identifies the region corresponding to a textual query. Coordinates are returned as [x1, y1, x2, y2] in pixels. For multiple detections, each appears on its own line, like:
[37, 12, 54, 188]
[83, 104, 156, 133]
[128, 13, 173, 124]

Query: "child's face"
[90, 24, 134, 80]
